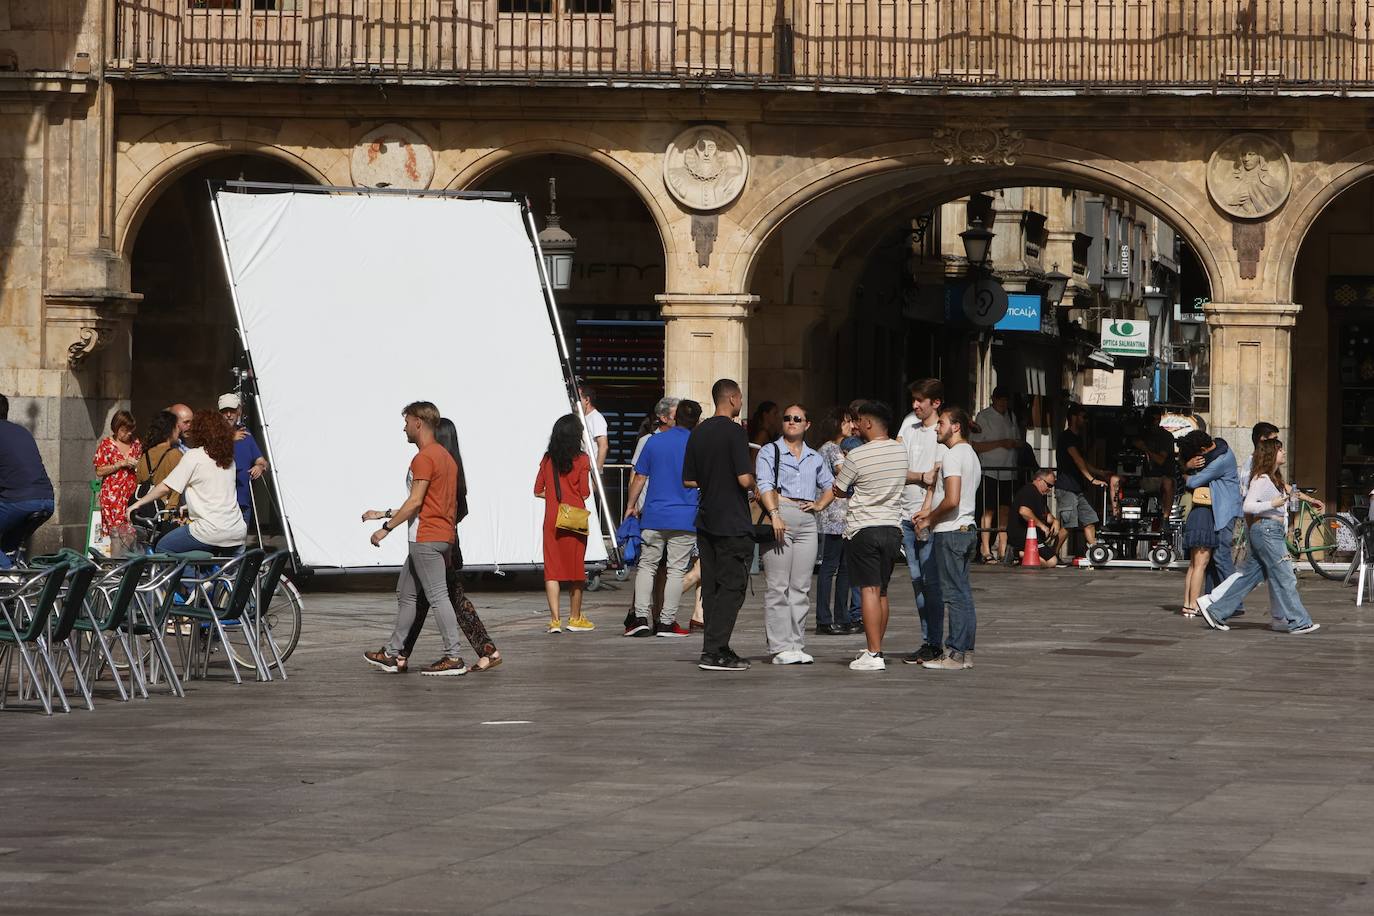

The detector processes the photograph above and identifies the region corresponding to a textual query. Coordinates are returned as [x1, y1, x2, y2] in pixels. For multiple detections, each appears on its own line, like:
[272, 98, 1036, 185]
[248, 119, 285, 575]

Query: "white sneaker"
[1197, 596, 1229, 632]
[771, 649, 814, 665]
[849, 650, 885, 671]
[1290, 622, 1321, 635]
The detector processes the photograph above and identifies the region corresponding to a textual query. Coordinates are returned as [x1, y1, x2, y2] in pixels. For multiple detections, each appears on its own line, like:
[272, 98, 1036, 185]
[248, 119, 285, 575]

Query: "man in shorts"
[832, 401, 908, 672]
[1055, 403, 1112, 560]
[1006, 469, 1063, 568]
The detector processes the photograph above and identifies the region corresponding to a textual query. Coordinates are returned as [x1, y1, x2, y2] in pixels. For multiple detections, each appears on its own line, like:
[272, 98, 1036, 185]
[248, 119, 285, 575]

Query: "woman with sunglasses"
[756, 404, 835, 665]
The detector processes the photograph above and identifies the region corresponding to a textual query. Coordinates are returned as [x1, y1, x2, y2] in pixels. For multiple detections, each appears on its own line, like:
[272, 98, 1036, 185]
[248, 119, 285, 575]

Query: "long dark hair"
[547, 413, 585, 475]
[817, 406, 852, 444]
[1250, 438, 1286, 492]
[435, 417, 468, 503]
[749, 401, 777, 439]
[145, 410, 178, 448]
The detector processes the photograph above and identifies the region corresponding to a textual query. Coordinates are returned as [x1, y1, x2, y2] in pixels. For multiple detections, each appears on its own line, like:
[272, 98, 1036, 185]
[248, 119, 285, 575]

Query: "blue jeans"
[0, 498, 55, 569]
[815, 533, 850, 628]
[934, 528, 977, 653]
[1207, 519, 1312, 629]
[156, 525, 236, 556]
[901, 519, 944, 647]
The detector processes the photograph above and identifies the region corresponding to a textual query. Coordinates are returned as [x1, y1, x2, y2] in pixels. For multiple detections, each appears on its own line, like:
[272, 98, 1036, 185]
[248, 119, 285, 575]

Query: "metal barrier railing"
[115, 1, 1374, 90]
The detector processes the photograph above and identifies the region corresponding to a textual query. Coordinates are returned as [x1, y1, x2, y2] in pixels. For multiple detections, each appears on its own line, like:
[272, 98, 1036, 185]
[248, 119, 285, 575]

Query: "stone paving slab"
[2, 564, 1372, 914]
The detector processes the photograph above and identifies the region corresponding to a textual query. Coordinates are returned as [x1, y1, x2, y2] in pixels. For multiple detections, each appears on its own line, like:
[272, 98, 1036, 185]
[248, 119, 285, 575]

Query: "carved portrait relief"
[663, 126, 748, 212]
[350, 123, 435, 191]
[1207, 134, 1291, 219]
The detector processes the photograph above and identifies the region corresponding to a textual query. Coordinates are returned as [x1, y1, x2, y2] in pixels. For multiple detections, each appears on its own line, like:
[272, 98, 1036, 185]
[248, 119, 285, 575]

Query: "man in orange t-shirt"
[361, 401, 466, 676]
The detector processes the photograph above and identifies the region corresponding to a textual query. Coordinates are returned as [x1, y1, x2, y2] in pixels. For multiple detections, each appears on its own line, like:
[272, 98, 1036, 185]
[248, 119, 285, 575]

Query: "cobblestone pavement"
[3, 563, 1373, 915]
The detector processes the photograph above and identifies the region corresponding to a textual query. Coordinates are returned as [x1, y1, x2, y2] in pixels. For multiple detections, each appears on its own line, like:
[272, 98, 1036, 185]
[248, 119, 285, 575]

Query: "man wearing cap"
[972, 386, 1022, 563]
[219, 393, 268, 526]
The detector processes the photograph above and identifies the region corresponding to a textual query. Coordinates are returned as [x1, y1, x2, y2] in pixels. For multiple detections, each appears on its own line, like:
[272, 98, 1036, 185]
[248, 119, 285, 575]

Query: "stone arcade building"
[5, 1, 1374, 549]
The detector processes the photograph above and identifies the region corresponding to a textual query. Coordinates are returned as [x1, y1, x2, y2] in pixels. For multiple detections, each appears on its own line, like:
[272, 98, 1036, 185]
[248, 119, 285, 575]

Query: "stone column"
[656, 294, 759, 408]
[1204, 301, 1300, 466]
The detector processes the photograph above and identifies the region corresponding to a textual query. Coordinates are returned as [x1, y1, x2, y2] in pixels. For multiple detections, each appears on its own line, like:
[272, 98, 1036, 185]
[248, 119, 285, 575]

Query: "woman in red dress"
[93, 409, 142, 556]
[535, 413, 593, 633]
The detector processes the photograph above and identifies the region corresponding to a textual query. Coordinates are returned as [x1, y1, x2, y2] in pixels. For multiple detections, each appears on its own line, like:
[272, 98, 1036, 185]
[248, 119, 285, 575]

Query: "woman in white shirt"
[127, 410, 247, 555]
[1198, 440, 1318, 634]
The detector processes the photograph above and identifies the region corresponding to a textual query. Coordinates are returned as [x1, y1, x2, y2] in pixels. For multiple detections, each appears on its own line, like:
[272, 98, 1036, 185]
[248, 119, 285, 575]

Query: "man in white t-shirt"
[897, 378, 945, 666]
[579, 385, 610, 470]
[914, 406, 982, 671]
[971, 386, 1021, 562]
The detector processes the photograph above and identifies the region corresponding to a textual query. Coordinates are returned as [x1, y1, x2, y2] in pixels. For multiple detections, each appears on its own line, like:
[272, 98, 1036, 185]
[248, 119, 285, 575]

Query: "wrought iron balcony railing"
[112, 1, 1374, 88]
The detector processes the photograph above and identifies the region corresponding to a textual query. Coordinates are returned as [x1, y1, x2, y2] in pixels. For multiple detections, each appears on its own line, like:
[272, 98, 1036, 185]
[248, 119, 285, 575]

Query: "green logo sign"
[1109, 321, 1134, 336]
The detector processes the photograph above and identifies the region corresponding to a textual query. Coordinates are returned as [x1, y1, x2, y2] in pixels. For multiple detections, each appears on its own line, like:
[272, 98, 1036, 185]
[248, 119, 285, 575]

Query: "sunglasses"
[782, 414, 806, 423]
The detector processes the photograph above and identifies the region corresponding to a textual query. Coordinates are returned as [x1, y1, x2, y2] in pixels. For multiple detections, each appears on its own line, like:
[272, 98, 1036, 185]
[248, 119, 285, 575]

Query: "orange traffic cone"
[1021, 525, 1041, 568]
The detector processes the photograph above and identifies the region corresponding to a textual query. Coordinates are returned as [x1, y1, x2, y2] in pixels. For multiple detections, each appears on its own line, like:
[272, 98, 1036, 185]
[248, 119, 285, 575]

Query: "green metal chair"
[0, 562, 70, 715]
[172, 549, 267, 684]
[46, 561, 100, 712]
[125, 556, 188, 697]
[73, 554, 151, 702]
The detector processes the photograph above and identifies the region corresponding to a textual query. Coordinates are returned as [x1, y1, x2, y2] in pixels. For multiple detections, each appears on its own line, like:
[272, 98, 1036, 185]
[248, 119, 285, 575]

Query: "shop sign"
[1100, 318, 1150, 356]
[962, 275, 1009, 326]
[994, 293, 1041, 332]
[1081, 369, 1125, 406]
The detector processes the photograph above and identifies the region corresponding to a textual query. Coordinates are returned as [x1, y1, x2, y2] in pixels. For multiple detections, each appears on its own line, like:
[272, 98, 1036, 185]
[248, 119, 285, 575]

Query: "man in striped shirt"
[832, 400, 909, 672]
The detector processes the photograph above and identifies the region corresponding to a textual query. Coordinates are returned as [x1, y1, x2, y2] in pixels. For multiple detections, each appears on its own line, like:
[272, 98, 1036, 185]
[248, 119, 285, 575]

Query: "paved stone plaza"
[3, 564, 1373, 915]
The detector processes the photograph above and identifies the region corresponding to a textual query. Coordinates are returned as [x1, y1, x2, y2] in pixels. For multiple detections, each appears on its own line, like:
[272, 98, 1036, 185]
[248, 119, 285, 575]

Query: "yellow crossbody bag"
[552, 463, 590, 535]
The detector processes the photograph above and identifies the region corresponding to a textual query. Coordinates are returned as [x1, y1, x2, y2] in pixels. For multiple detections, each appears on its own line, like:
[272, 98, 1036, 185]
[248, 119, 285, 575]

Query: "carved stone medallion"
[932, 127, 1024, 166]
[663, 126, 748, 212]
[350, 123, 435, 190]
[1207, 134, 1291, 219]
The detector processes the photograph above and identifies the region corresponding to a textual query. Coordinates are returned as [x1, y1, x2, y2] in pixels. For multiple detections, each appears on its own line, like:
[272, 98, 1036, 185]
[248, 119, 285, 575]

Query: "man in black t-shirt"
[1007, 469, 1062, 567]
[1054, 403, 1112, 559]
[682, 378, 756, 672]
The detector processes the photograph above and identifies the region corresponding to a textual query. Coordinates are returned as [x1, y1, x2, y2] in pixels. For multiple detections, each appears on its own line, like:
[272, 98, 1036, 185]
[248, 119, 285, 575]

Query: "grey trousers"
[386, 541, 462, 658]
[762, 501, 819, 653]
[633, 528, 696, 625]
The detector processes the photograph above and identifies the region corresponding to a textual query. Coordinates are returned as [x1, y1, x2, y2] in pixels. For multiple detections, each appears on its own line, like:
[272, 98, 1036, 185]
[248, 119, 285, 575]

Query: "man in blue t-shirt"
[0, 395, 55, 569]
[219, 393, 268, 526]
[624, 398, 702, 637]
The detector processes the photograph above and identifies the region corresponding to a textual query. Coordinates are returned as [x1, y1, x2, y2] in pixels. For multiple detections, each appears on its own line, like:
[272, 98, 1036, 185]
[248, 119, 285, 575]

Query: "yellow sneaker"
[546, 620, 563, 634]
[566, 617, 595, 632]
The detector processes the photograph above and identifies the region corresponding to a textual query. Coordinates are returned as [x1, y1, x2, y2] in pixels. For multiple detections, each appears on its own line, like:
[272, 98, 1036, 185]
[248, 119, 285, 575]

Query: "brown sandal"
[469, 655, 502, 673]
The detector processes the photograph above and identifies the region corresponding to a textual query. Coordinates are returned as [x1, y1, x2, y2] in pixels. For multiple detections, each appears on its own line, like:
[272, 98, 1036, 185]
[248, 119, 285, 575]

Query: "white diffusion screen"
[212, 190, 606, 569]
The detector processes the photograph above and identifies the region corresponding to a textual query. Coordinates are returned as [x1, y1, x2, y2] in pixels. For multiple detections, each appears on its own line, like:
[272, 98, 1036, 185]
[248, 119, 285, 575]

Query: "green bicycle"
[1233, 489, 1361, 581]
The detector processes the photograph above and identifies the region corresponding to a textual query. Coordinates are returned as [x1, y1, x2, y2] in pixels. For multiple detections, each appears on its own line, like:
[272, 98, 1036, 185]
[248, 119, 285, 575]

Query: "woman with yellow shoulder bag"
[535, 413, 594, 634]
[1179, 435, 1217, 618]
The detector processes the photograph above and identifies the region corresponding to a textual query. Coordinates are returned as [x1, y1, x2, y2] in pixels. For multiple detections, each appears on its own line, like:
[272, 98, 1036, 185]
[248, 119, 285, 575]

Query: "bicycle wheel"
[226, 575, 304, 669]
[1303, 513, 1360, 581]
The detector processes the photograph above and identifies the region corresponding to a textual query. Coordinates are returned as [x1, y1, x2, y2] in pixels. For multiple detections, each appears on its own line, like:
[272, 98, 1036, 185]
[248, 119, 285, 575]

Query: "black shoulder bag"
[751, 443, 782, 545]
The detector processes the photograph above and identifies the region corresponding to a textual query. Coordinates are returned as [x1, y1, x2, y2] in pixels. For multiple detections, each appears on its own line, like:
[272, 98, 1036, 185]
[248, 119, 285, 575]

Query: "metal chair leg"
[62, 640, 94, 711]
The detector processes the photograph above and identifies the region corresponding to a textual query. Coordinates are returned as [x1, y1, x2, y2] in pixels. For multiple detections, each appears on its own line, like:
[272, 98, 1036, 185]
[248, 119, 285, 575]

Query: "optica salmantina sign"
[1100, 318, 1149, 356]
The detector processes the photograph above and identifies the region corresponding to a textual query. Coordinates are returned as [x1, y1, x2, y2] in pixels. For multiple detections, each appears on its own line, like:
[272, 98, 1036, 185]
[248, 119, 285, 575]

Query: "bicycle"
[109, 511, 304, 671]
[1233, 488, 1362, 581]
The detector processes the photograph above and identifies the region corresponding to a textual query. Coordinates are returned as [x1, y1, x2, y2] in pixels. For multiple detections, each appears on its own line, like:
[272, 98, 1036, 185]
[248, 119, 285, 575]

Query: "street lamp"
[1102, 269, 1129, 303]
[537, 177, 577, 291]
[1143, 288, 1166, 319]
[1178, 319, 1201, 343]
[1044, 262, 1070, 306]
[960, 217, 994, 267]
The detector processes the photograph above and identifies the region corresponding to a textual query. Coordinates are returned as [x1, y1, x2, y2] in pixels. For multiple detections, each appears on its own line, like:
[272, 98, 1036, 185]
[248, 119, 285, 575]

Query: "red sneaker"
[656, 622, 693, 638]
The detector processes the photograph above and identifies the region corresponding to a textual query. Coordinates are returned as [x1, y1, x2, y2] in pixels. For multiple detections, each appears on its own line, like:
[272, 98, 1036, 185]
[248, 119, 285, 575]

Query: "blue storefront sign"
[945, 285, 1046, 333]
[995, 293, 1041, 332]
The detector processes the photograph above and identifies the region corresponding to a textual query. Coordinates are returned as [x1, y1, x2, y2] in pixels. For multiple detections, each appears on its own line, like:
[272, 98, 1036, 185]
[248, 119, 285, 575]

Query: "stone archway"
[468, 152, 670, 466]
[127, 154, 322, 424]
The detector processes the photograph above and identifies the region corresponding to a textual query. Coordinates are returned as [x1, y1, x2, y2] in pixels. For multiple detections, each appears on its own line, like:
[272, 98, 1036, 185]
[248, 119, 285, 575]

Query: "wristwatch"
[384, 509, 394, 518]
[381, 521, 392, 532]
